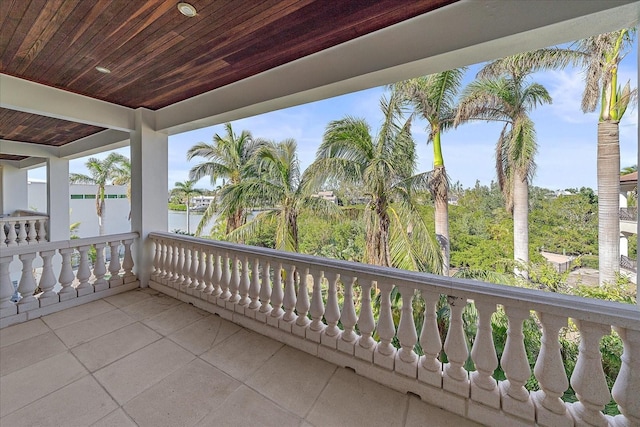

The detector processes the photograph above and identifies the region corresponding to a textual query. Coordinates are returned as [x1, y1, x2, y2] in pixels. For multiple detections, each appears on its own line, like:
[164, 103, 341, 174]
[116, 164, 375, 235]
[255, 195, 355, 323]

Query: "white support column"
[130, 108, 168, 287]
[0, 164, 28, 215]
[46, 157, 70, 241]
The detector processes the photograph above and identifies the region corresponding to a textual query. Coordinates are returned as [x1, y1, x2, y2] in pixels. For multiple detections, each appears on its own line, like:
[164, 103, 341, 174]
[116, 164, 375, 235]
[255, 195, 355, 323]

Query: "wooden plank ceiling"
[0, 0, 455, 154]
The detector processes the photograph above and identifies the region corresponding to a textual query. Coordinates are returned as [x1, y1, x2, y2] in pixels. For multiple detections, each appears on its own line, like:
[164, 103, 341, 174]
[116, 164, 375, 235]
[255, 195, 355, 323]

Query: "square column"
[130, 108, 168, 287]
[47, 157, 70, 241]
[0, 164, 28, 215]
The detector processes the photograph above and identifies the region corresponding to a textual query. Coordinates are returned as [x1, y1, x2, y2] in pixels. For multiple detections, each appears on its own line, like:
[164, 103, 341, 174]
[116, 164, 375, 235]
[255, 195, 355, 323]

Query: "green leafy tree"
[456, 62, 552, 278]
[225, 139, 339, 252]
[187, 123, 264, 236]
[393, 68, 466, 275]
[69, 152, 128, 235]
[306, 93, 442, 272]
[171, 180, 204, 234]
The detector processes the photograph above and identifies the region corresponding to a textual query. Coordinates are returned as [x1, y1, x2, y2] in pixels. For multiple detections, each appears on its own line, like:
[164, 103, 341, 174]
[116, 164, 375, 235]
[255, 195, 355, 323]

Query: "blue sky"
[32, 38, 638, 192]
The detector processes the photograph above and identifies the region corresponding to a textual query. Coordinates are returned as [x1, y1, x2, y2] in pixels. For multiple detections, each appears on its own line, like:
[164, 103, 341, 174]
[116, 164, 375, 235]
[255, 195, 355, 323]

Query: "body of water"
[168, 211, 217, 236]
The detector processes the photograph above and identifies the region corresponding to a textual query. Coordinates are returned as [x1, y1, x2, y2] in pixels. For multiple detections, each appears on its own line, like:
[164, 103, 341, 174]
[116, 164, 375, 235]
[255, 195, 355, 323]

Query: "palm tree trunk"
[98, 200, 105, 236]
[186, 203, 190, 234]
[513, 173, 529, 279]
[597, 121, 620, 285]
[433, 166, 449, 276]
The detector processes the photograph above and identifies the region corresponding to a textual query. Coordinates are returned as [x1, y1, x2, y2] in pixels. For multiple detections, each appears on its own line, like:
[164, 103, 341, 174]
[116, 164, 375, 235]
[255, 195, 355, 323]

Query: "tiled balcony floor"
[0, 289, 482, 427]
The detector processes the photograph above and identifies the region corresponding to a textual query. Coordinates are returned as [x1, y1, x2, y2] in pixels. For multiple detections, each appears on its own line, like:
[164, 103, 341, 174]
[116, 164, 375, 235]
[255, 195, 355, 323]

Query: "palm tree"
[306, 94, 442, 272]
[621, 165, 637, 176]
[172, 180, 204, 234]
[111, 155, 131, 219]
[393, 68, 466, 275]
[70, 152, 128, 235]
[480, 29, 636, 284]
[456, 64, 552, 278]
[225, 139, 338, 252]
[187, 123, 264, 236]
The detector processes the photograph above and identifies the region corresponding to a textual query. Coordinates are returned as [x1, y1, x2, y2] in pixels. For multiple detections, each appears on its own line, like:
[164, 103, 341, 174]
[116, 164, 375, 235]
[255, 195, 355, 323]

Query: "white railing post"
[37, 218, 47, 242]
[108, 240, 123, 287]
[122, 239, 135, 283]
[26, 219, 37, 243]
[292, 267, 311, 337]
[16, 220, 27, 245]
[93, 242, 108, 292]
[217, 252, 231, 305]
[418, 290, 443, 387]
[236, 256, 251, 310]
[280, 263, 297, 331]
[337, 275, 358, 354]
[308, 269, 325, 343]
[532, 312, 571, 427]
[569, 320, 612, 426]
[58, 247, 76, 300]
[321, 271, 339, 347]
[75, 245, 93, 296]
[443, 296, 469, 397]
[209, 250, 222, 298]
[499, 306, 534, 421]
[611, 327, 640, 427]
[355, 279, 376, 362]
[0, 255, 17, 316]
[7, 221, 17, 247]
[1, 224, 7, 246]
[256, 261, 272, 322]
[470, 300, 499, 408]
[17, 252, 38, 310]
[373, 281, 396, 370]
[227, 254, 240, 308]
[199, 249, 210, 293]
[267, 262, 284, 327]
[38, 250, 58, 305]
[181, 245, 192, 288]
[247, 257, 261, 314]
[396, 285, 418, 377]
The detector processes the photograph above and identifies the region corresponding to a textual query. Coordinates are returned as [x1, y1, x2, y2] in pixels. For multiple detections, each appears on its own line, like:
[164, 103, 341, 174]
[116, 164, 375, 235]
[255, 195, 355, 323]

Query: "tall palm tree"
[187, 123, 264, 236]
[306, 94, 442, 272]
[481, 29, 636, 284]
[225, 139, 338, 252]
[393, 68, 466, 275]
[111, 155, 131, 219]
[172, 180, 204, 234]
[70, 152, 128, 236]
[456, 65, 552, 278]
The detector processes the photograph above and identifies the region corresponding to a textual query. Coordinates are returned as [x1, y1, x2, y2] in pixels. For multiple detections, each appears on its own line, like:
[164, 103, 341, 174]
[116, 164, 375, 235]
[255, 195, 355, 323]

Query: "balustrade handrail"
[619, 207, 638, 221]
[2, 232, 139, 257]
[150, 232, 640, 330]
[0, 214, 49, 221]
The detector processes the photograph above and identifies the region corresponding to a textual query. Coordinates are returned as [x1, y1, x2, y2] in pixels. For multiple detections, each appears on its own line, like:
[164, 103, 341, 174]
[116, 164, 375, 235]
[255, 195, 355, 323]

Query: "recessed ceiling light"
[177, 2, 197, 17]
[95, 66, 111, 74]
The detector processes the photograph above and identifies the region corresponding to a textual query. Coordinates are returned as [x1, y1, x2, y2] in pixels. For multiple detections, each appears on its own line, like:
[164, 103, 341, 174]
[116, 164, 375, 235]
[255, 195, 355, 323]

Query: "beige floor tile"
[200, 329, 283, 381]
[119, 293, 182, 320]
[104, 289, 152, 308]
[197, 385, 302, 427]
[1, 376, 117, 427]
[0, 352, 87, 417]
[168, 315, 241, 355]
[246, 346, 336, 417]
[124, 358, 240, 427]
[306, 368, 407, 427]
[143, 303, 209, 336]
[42, 299, 115, 330]
[0, 318, 49, 348]
[94, 338, 195, 405]
[0, 331, 66, 375]
[72, 322, 161, 372]
[91, 409, 137, 427]
[54, 309, 136, 348]
[405, 395, 483, 427]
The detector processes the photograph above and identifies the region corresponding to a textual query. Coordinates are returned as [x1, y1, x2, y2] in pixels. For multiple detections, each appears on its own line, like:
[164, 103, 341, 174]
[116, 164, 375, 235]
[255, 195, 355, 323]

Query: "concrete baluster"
[17, 253, 38, 310]
[171, 244, 183, 286]
[235, 256, 250, 312]
[37, 219, 47, 242]
[196, 248, 207, 292]
[568, 320, 612, 427]
[611, 327, 640, 427]
[210, 251, 223, 297]
[203, 249, 214, 294]
[308, 270, 325, 342]
[248, 257, 261, 310]
[188, 245, 199, 289]
[181, 246, 192, 288]
[470, 301, 499, 408]
[532, 312, 571, 427]
[395, 285, 418, 377]
[355, 279, 376, 362]
[227, 254, 240, 307]
[321, 271, 340, 347]
[1, 223, 7, 246]
[7, 221, 17, 247]
[373, 281, 396, 370]
[338, 275, 358, 354]
[17, 220, 27, 245]
[122, 239, 135, 282]
[281, 263, 297, 329]
[26, 219, 37, 243]
[108, 240, 123, 287]
[292, 267, 311, 336]
[499, 306, 534, 420]
[75, 245, 93, 296]
[443, 296, 470, 397]
[93, 243, 108, 291]
[267, 262, 284, 326]
[0, 255, 17, 316]
[218, 252, 231, 304]
[151, 239, 161, 279]
[257, 261, 273, 322]
[58, 248, 76, 300]
[419, 290, 442, 387]
[38, 250, 58, 303]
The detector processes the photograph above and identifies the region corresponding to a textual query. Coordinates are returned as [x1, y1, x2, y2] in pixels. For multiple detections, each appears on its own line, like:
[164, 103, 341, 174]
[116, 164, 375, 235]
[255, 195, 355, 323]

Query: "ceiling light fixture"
[177, 2, 197, 17]
[95, 66, 111, 74]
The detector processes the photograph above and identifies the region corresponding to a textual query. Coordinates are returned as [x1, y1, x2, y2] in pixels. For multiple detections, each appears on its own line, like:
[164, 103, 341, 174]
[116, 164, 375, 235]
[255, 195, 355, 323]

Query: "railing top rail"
[0, 215, 50, 221]
[151, 231, 640, 330]
[2, 232, 139, 257]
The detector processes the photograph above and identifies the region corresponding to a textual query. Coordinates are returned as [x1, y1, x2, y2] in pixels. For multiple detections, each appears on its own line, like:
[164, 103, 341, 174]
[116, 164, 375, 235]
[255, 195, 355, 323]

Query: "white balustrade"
[0, 232, 139, 322]
[0, 215, 49, 246]
[146, 232, 640, 427]
[108, 240, 123, 286]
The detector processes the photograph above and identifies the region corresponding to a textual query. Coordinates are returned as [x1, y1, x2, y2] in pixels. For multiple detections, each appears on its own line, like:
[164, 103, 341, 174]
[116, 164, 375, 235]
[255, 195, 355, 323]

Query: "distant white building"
[313, 191, 338, 204]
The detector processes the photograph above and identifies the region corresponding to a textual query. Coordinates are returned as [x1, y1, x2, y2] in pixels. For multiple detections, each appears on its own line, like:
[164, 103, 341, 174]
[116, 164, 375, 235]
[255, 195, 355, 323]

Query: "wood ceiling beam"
[156, 0, 638, 135]
[0, 74, 136, 132]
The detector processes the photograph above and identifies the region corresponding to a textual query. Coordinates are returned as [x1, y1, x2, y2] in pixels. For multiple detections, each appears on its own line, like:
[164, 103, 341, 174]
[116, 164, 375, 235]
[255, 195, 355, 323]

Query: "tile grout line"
[300, 361, 339, 421]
